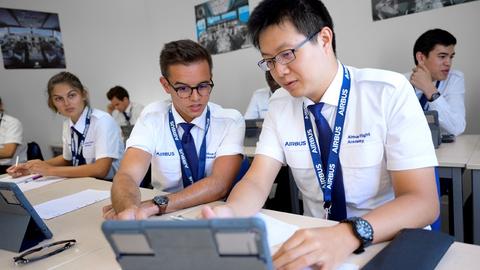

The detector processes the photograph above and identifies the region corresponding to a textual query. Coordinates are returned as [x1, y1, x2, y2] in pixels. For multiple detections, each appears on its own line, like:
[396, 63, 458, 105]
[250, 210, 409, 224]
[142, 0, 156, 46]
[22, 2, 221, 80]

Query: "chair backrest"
[431, 167, 441, 231]
[27, 142, 44, 161]
[225, 156, 251, 199]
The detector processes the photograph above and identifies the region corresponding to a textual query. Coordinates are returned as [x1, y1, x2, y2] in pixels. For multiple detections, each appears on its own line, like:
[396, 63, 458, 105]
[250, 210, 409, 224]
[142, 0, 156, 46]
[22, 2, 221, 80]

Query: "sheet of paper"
[34, 189, 110, 220]
[0, 175, 64, 192]
[255, 212, 299, 248]
[255, 213, 359, 270]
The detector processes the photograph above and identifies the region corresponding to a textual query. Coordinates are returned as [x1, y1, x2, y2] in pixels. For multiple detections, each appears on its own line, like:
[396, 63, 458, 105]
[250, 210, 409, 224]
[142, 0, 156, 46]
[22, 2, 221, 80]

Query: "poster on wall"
[372, 0, 479, 21]
[0, 8, 66, 69]
[195, 0, 251, 55]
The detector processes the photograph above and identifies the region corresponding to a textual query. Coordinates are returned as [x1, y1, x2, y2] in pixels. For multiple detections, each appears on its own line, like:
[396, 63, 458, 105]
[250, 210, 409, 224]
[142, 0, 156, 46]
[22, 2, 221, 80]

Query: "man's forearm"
[166, 176, 230, 213]
[111, 174, 142, 213]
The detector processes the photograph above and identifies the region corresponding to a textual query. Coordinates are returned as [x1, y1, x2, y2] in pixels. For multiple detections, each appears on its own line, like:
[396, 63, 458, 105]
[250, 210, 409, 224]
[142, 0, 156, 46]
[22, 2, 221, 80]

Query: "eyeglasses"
[13, 239, 76, 264]
[257, 30, 321, 71]
[166, 78, 214, 99]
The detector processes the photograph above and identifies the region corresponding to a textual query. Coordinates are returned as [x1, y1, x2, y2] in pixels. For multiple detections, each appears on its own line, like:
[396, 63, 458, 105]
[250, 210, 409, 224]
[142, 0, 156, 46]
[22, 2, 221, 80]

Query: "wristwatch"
[341, 217, 374, 254]
[429, 92, 441, 102]
[152, 195, 169, 215]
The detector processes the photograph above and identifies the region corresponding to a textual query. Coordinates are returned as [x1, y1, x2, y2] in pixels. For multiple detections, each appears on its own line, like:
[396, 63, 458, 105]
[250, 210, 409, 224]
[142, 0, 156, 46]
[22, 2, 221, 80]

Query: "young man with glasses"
[202, 0, 439, 269]
[104, 39, 245, 220]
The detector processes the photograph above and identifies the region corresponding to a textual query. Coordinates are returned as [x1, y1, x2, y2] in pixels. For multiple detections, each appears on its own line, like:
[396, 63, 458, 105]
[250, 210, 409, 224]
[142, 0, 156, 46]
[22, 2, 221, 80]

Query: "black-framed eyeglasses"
[166, 78, 214, 99]
[13, 239, 76, 264]
[257, 30, 321, 71]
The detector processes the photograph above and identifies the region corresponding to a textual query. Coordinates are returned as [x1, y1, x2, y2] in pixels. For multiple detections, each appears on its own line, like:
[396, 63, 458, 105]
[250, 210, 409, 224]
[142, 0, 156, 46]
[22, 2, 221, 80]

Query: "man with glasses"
[202, 0, 439, 269]
[104, 39, 245, 220]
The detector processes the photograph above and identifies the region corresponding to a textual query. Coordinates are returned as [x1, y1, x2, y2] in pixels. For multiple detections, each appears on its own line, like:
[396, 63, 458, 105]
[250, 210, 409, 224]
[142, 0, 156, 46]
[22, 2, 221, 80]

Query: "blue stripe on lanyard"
[168, 106, 210, 186]
[303, 65, 351, 204]
[71, 107, 92, 167]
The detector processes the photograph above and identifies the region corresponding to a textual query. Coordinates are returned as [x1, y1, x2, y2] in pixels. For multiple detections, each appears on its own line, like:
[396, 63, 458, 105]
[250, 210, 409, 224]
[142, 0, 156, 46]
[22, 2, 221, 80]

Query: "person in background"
[202, 0, 439, 269]
[244, 71, 281, 119]
[103, 39, 245, 220]
[0, 97, 27, 174]
[106, 85, 144, 127]
[405, 28, 465, 136]
[7, 72, 123, 180]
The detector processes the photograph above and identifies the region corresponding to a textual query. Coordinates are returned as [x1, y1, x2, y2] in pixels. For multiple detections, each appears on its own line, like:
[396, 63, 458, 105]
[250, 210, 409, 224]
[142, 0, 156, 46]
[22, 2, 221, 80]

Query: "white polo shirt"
[257, 62, 438, 218]
[62, 107, 124, 179]
[0, 113, 27, 165]
[127, 101, 245, 192]
[404, 69, 466, 136]
[244, 87, 271, 119]
[112, 101, 144, 126]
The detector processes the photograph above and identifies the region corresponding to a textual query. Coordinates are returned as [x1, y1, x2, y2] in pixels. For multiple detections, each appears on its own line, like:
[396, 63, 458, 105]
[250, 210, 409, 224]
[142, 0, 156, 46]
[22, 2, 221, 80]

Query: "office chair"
[431, 167, 441, 231]
[27, 141, 44, 161]
[224, 156, 250, 198]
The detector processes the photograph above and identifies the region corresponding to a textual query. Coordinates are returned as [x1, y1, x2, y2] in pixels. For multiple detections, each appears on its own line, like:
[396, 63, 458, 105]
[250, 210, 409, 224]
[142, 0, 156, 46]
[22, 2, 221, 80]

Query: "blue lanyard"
[168, 106, 210, 186]
[303, 65, 351, 210]
[70, 107, 92, 166]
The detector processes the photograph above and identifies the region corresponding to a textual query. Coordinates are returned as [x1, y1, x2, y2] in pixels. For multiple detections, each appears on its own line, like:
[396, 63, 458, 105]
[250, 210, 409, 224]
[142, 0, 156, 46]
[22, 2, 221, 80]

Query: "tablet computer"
[0, 182, 53, 252]
[102, 217, 273, 270]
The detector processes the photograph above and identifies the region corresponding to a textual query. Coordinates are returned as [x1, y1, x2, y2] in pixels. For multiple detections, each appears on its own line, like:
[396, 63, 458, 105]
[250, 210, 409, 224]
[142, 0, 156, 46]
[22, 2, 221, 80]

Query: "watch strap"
[341, 217, 374, 254]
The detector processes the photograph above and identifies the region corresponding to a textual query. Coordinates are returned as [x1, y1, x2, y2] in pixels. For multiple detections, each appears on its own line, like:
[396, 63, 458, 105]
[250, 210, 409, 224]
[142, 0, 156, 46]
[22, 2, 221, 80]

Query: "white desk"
[435, 134, 480, 241]
[466, 140, 480, 245]
[2, 178, 480, 269]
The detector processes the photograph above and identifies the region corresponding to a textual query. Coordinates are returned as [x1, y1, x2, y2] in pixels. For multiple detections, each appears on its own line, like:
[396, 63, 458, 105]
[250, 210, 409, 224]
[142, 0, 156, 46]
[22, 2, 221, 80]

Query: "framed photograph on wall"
[0, 8, 66, 69]
[372, 0, 479, 21]
[195, 0, 251, 55]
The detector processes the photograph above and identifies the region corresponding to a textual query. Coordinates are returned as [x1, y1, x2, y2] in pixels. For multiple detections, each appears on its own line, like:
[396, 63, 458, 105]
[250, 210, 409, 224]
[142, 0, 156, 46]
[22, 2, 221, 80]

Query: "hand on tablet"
[273, 224, 359, 270]
[201, 205, 235, 219]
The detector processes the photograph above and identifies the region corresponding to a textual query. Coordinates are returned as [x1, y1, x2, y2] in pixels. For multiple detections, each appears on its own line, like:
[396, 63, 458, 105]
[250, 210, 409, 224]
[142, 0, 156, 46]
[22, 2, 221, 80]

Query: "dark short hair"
[247, 0, 336, 54]
[46, 71, 89, 113]
[106, 85, 129, 100]
[159, 39, 213, 78]
[413, 29, 456, 65]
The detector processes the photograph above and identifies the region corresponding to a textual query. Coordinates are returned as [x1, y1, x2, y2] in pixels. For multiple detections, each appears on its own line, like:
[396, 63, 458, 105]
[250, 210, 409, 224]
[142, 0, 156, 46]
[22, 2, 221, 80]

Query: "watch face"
[355, 219, 374, 241]
[153, 195, 169, 206]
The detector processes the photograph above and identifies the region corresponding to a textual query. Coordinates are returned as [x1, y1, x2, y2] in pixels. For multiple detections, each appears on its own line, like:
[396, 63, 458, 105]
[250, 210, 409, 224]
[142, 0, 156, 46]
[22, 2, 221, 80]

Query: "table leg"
[473, 170, 480, 245]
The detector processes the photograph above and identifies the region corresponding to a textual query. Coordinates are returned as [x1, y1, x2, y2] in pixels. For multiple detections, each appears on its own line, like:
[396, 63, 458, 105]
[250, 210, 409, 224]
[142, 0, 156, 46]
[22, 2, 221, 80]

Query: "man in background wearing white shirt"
[405, 28, 465, 136]
[244, 71, 281, 119]
[106, 85, 144, 127]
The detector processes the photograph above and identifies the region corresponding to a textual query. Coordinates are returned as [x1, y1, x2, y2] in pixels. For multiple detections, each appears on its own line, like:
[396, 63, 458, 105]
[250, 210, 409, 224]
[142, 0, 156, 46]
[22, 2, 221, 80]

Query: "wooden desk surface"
[435, 134, 480, 167]
[467, 140, 480, 170]
[1, 178, 480, 269]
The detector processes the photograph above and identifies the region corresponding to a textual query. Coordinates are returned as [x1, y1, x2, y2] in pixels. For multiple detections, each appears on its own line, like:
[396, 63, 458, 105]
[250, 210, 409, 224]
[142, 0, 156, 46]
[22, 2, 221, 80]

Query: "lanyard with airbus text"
[70, 107, 92, 166]
[0, 112, 3, 126]
[168, 106, 210, 186]
[303, 65, 351, 219]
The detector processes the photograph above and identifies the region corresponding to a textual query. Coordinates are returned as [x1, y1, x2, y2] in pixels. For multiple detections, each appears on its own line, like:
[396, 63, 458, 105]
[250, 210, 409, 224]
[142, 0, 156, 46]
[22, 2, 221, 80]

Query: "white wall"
[1, 0, 479, 159]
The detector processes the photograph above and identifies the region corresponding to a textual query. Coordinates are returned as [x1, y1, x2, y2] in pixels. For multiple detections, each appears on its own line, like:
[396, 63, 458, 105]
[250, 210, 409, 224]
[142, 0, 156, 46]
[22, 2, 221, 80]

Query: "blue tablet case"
[0, 182, 53, 252]
[102, 217, 273, 270]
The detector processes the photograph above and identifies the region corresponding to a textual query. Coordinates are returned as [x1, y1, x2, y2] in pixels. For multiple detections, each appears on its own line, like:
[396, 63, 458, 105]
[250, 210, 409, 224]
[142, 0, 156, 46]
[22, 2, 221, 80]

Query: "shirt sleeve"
[385, 78, 438, 170]
[255, 102, 287, 164]
[126, 112, 160, 155]
[2, 117, 23, 144]
[215, 112, 245, 157]
[244, 91, 260, 120]
[93, 116, 124, 160]
[428, 71, 466, 136]
[62, 122, 72, 160]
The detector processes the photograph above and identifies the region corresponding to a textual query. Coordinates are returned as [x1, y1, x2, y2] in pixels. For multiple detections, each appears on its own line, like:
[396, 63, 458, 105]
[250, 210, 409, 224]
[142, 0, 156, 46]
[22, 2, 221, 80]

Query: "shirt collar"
[125, 102, 132, 114]
[69, 106, 90, 132]
[171, 103, 208, 131]
[303, 60, 344, 108]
